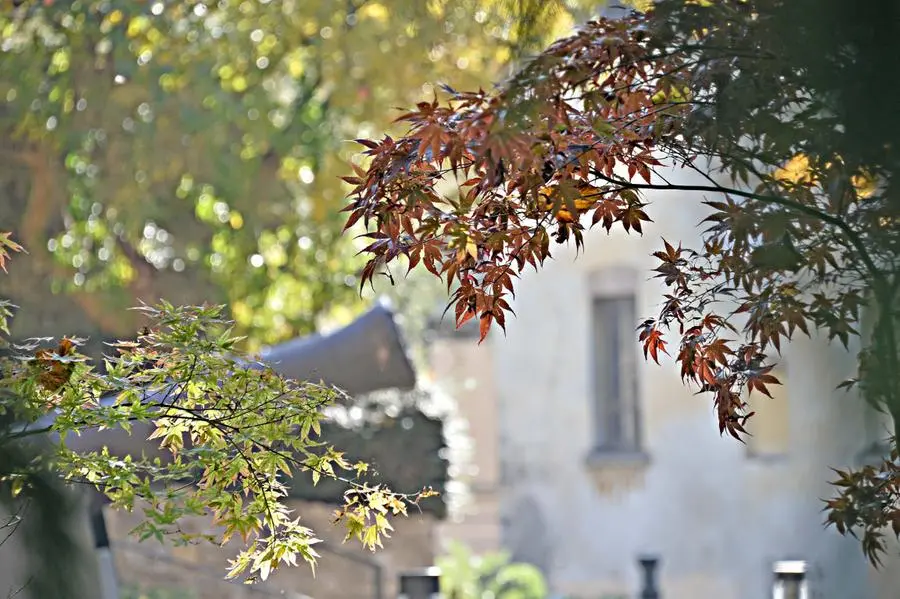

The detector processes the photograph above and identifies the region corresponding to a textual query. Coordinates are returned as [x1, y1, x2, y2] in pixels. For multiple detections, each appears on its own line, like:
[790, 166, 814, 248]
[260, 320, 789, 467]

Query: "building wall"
[429, 335, 503, 555]
[484, 165, 897, 599]
[106, 498, 437, 599]
[0, 488, 107, 599]
[0, 493, 435, 599]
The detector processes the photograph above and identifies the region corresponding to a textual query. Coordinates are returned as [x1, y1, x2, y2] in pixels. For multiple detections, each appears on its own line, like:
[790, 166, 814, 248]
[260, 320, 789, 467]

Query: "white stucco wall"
[430, 336, 503, 555]
[488, 166, 892, 599]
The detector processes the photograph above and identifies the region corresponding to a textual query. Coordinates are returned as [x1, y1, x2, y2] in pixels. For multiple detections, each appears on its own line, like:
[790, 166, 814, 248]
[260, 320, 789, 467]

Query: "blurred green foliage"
[437, 541, 548, 599]
[0, 0, 591, 350]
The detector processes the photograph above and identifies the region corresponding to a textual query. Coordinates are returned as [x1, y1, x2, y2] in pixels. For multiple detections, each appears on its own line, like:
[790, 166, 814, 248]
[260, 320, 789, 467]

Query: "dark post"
[89, 504, 110, 550]
[638, 556, 660, 599]
[398, 568, 441, 599]
[375, 562, 384, 599]
[89, 500, 120, 599]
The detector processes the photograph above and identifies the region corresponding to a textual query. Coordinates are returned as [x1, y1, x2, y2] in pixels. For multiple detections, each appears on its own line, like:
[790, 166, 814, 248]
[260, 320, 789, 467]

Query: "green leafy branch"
[1, 296, 430, 583]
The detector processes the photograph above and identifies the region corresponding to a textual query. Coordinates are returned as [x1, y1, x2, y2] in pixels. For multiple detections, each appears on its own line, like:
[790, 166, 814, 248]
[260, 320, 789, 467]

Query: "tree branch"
[590, 171, 883, 281]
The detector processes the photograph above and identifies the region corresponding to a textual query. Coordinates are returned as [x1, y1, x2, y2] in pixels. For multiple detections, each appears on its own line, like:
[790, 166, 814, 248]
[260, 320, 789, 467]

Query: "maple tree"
[344, 0, 900, 563]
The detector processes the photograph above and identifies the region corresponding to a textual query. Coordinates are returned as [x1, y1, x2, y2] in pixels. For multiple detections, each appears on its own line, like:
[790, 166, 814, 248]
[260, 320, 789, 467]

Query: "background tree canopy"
[0, 0, 596, 353]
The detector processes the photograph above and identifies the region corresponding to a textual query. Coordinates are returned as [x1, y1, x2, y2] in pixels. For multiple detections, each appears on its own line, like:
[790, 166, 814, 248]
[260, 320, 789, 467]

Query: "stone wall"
[107, 499, 437, 599]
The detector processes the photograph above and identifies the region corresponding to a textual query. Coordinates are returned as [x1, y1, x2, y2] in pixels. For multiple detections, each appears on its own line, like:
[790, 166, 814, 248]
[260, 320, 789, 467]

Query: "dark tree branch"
[589, 170, 883, 283]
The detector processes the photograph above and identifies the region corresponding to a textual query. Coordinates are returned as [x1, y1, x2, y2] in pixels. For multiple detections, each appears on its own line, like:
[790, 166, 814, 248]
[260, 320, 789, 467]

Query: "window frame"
[588, 268, 642, 454]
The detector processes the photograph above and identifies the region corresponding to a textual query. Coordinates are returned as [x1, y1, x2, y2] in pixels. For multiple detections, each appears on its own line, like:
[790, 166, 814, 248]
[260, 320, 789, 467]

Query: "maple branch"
[2, 425, 53, 442]
[598, 166, 900, 432]
[590, 171, 882, 282]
